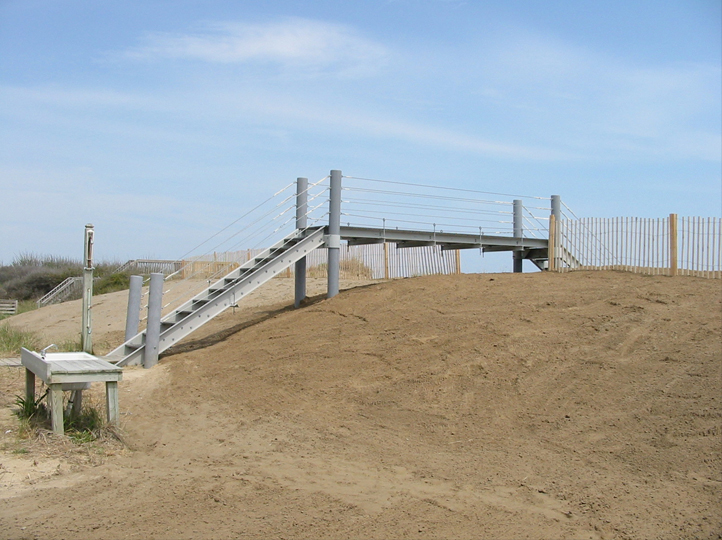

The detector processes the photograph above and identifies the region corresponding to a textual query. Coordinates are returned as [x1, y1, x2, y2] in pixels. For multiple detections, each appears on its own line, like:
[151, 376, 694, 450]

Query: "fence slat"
[554, 214, 719, 279]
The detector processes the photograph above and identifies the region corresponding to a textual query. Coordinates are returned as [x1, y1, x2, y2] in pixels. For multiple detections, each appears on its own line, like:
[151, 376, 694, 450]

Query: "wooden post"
[49, 384, 64, 435]
[669, 213, 678, 276]
[25, 369, 35, 404]
[384, 242, 390, 280]
[548, 214, 556, 271]
[106, 381, 119, 425]
[455, 249, 461, 274]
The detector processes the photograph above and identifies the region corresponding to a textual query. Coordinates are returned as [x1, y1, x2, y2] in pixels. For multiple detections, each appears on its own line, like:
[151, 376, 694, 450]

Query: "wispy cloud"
[123, 17, 389, 77]
[472, 31, 722, 161]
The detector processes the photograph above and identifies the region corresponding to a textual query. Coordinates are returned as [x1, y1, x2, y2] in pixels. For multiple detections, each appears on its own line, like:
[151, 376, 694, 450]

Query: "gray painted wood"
[106, 381, 119, 425]
[21, 348, 123, 435]
[49, 385, 64, 435]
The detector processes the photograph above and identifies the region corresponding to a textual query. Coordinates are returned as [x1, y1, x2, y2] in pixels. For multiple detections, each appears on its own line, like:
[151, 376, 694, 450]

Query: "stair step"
[110, 225, 325, 367]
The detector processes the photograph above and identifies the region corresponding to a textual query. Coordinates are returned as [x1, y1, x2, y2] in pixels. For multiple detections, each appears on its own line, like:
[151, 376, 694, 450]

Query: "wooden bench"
[21, 348, 123, 435]
[0, 299, 18, 315]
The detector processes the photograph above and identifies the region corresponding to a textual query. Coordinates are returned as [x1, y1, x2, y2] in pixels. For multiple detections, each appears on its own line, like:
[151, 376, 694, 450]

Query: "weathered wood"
[25, 369, 35, 404]
[106, 381, 119, 424]
[669, 213, 678, 276]
[548, 215, 556, 271]
[21, 348, 122, 434]
[71, 390, 83, 417]
[0, 299, 18, 315]
[49, 385, 64, 435]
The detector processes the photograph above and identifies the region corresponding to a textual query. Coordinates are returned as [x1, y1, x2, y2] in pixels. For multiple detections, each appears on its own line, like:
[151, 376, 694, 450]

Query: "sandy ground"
[0, 271, 720, 539]
[3, 277, 369, 356]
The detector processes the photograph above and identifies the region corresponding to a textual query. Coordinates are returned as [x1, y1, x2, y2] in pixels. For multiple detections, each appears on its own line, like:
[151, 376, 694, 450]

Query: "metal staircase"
[105, 226, 326, 367]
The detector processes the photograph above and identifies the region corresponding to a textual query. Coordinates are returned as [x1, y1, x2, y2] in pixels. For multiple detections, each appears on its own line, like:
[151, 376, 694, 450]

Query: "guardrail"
[36, 277, 83, 308]
[0, 299, 18, 315]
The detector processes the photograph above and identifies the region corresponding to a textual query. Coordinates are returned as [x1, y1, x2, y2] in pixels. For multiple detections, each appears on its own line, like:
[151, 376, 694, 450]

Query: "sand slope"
[0, 271, 720, 539]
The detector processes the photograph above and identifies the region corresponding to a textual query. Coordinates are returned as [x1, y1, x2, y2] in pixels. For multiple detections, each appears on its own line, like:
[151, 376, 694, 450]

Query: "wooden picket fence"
[549, 214, 721, 278]
[180, 243, 461, 280]
[0, 299, 18, 315]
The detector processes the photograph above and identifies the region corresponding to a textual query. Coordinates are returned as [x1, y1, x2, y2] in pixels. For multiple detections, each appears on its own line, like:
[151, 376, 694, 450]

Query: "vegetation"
[0, 323, 86, 356]
[0, 323, 41, 354]
[307, 258, 374, 279]
[0, 252, 131, 305]
[14, 390, 107, 442]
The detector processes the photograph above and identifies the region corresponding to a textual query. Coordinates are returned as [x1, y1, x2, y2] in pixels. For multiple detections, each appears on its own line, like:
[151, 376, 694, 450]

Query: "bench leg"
[49, 384, 64, 435]
[25, 369, 35, 405]
[106, 381, 119, 425]
[71, 390, 83, 417]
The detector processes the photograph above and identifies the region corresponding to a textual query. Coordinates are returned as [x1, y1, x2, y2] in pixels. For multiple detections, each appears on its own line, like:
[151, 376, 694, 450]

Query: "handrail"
[36, 276, 83, 308]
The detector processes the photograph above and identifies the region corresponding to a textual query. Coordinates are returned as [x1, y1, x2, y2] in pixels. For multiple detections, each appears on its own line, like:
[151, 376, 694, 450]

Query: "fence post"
[550, 195, 561, 271]
[124, 275, 143, 342]
[383, 242, 390, 279]
[294, 177, 308, 308]
[513, 200, 523, 273]
[669, 213, 678, 276]
[327, 170, 342, 298]
[81, 224, 94, 354]
[143, 273, 164, 369]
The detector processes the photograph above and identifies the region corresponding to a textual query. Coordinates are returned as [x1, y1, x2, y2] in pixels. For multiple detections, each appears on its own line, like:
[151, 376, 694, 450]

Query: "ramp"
[105, 227, 326, 367]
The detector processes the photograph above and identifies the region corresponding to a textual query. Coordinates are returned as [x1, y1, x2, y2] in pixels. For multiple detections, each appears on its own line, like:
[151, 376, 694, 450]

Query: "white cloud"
[124, 17, 389, 77]
[472, 32, 722, 161]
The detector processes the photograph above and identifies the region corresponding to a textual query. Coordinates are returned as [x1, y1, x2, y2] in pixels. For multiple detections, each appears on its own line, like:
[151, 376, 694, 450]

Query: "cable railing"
[134, 176, 330, 320]
[340, 175, 553, 239]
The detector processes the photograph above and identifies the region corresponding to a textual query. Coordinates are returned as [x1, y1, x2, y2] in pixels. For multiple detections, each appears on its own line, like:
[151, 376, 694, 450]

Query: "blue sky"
[1, 0, 720, 271]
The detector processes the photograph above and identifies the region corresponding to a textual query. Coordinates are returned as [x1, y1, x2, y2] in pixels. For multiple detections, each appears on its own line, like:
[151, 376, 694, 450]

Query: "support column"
[71, 391, 83, 417]
[124, 275, 143, 341]
[81, 224, 95, 354]
[327, 170, 342, 298]
[49, 384, 64, 435]
[513, 199, 523, 273]
[294, 177, 308, 308]
[143, 272, 164, 369]
[106, 381, 119, 424]
[25, 369, 35, 404]
[551, 195, 561, 271]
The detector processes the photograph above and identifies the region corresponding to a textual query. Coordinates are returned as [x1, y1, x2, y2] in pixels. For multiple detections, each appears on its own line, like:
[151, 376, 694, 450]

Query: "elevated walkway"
[341, 225, 549, 270]
[103, 171, 555, 368]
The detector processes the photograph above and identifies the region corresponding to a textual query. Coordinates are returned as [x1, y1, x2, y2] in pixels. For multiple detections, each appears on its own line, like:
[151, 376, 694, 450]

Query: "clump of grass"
[0, 323, 40, 355]
[65, 406, 105, 443]
[15, 391, 49, 420]
[94, 272, 131, 295]
[56, 335, 82, 352]
[14, 389, 109, 443]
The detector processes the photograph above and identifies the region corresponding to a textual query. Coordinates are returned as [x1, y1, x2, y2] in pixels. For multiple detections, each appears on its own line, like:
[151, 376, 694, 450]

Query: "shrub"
[0, 323, 40, 355]
[94, 272, 131, 295]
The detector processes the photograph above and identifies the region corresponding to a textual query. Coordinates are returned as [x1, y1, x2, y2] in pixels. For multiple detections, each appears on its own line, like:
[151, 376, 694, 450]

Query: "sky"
[1, 0, 720, 272]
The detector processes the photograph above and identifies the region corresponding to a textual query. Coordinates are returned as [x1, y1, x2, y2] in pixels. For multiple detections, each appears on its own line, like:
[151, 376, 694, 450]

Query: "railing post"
[513, 199, 523, 273]
[294, 177, 308, 308]
[551, 195, 561, 270]
[81, 224, 95, 354]
[669, 213, 678, 276]
[124, 275, 143, 342]
[143, 272, 164, 369]
[327, 170, 342, 298]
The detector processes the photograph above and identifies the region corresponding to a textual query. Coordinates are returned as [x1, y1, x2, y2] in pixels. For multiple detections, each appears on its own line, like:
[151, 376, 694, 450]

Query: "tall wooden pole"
[669, 213, 678, 276]
[81, 224, 94, 354]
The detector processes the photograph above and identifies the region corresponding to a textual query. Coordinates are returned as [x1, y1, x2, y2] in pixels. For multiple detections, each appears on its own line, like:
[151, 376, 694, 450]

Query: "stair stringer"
[106, 227, 326, 367]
